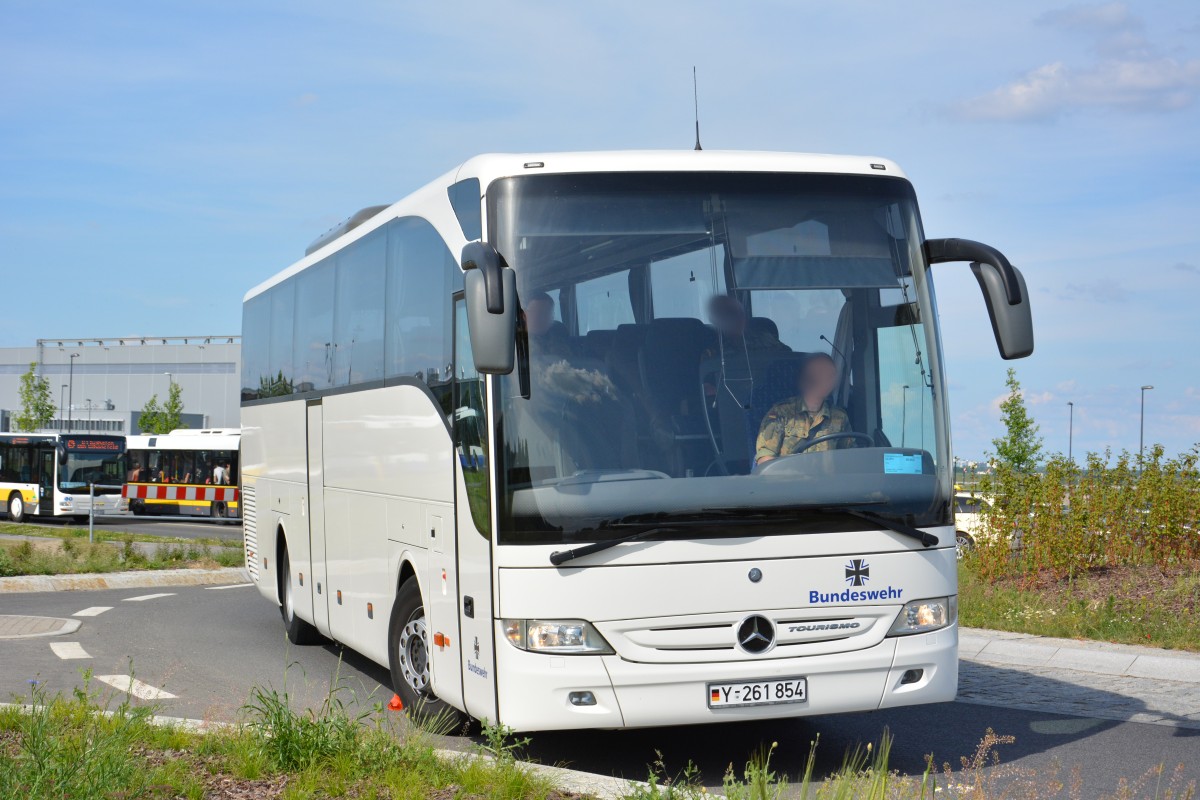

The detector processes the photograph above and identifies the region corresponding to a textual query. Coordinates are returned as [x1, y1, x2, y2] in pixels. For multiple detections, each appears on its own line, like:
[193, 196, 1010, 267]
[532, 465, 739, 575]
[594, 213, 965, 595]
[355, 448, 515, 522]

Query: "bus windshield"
[60, 451, 126, 494]
[489, 172, 950, 544]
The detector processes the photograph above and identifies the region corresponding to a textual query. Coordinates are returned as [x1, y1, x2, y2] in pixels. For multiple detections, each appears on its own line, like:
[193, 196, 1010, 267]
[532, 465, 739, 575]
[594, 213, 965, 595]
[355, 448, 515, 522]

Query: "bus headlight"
[502, 619, 614, 654]
[887, 597, 956, 636]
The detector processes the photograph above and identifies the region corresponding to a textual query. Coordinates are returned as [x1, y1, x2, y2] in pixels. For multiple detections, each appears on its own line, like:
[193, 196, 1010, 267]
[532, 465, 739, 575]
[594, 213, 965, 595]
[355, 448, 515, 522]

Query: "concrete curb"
[960, 626, 1200, 683]
[0, 566, 250, 593]
[0, 615, 82, 639]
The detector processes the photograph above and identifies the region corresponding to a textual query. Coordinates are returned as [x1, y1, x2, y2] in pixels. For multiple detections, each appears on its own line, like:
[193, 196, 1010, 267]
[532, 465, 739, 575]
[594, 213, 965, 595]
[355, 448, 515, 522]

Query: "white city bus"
[123, 429, 240, 518]
[241, 151, 1033, 731]
[0, 433, 127, 522]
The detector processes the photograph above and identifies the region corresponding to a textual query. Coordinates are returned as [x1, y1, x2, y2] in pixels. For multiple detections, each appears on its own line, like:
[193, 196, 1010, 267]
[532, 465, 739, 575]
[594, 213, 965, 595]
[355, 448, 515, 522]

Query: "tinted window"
[575, 270, 634, 333]
[385, 217, 456, 389]
[448, 178, 482, 241]
[650, 246, 726, 320]
[268, 281, 295, 394]
[293, 261, 336, 392]
[334, 229, 387, 386]
[241, 293, 271, 399]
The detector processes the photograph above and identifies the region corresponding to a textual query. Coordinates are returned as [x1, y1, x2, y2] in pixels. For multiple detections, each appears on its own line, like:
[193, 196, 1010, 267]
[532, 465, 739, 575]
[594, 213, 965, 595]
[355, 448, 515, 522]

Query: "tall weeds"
[972, 445, 1200, 581]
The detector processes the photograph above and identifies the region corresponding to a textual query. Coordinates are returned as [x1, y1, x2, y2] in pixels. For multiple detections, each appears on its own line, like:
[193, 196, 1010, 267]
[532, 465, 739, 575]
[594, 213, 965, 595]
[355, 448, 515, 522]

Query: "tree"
[991, 367, 1043, 475]
[138, 382, 187, 434]
[14, 363, 56, 432]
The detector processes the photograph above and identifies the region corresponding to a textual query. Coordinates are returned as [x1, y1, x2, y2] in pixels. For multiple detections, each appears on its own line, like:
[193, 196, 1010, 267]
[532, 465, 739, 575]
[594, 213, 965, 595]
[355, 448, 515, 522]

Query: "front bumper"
[492, 622, 958, 731]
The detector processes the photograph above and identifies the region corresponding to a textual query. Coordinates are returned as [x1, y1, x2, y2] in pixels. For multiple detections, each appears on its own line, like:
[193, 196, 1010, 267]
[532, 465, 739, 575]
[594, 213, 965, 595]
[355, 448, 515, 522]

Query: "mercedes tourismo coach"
[241, 151, 1034, 731]
[0, 433, 127, 522]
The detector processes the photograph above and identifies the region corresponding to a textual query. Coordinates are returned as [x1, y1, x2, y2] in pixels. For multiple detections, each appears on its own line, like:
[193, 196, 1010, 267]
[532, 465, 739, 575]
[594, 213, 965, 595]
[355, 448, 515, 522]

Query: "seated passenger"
[524, 291, 572, 359]
[703, 295, 789, 359]
[755, 353, 853, 464]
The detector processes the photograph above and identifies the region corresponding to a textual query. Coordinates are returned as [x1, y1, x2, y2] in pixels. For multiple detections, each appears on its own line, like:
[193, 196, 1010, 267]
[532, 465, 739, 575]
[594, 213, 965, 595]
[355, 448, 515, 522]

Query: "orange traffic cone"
[388, 694, 404, 712]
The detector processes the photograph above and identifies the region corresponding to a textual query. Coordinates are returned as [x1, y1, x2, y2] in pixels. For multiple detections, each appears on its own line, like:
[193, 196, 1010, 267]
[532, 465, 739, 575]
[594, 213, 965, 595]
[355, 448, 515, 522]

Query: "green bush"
[973, 445, 1200, 581]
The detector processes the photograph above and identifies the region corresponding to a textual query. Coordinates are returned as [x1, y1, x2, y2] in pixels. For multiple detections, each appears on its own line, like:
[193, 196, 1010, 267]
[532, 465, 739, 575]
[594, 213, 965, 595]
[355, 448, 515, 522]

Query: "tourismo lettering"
[809, 587, 903, 604]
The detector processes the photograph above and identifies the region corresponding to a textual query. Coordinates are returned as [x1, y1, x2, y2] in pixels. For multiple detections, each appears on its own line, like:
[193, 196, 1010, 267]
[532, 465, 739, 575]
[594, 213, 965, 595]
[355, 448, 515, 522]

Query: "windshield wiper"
[702, 504, 939, 548]
[550, 526, 682, 566]
[838, 509, 939, 548]
[549, 504, 939, 567]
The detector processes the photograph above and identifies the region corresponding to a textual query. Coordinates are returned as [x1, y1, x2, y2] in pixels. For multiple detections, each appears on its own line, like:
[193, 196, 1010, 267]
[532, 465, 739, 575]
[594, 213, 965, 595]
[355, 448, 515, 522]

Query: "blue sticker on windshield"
[884, 453, 923, 474]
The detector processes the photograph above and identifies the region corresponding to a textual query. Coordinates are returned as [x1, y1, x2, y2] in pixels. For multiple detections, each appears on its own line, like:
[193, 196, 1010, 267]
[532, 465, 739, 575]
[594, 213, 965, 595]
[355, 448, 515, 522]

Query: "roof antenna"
[693, 66, 702, 151]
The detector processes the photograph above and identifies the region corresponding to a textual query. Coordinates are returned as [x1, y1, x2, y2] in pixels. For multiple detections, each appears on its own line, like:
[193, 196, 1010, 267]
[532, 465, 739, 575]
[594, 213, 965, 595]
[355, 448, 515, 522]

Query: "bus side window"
[454, 297, 490, 538]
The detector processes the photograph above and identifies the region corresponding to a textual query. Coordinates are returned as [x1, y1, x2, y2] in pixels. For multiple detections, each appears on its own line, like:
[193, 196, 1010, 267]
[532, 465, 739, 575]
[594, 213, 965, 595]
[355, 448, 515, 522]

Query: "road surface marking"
[94, 675, 177, 700]
[123, 593, 176, 602]
[50, 642, 91, 660]
[204, 583, 254, 590]
[73, 606, 113, 617]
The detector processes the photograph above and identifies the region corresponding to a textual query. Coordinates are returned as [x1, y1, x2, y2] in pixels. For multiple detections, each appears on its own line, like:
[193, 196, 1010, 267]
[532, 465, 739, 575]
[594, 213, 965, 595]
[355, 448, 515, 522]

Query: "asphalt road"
[6, 513, 242, 542]
[2, 585, 1197, 794]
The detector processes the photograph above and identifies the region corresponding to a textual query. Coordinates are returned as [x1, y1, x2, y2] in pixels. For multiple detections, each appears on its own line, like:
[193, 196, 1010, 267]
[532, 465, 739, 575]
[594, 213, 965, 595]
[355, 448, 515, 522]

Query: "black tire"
[130, 500, 146, 516]
[278, 543, 322, 645]
[388, 578, 466, 725]
[7, 492, 26, 523]
[210, 501, 227, 520]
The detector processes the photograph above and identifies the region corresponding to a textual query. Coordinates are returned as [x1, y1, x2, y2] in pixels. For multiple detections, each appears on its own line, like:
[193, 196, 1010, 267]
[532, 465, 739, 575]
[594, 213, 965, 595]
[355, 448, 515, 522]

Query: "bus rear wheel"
[8, 493, 26, 523]
[211, 501, 227, 520]
[388, 578, 466, 728]
[278, 543, 322, 645]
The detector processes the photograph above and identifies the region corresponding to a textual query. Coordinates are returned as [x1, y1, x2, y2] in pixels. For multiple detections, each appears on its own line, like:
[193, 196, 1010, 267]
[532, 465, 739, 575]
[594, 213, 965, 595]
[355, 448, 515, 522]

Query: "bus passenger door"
[306, 401, 331, 637]
[39, 448, 55, 515]
[453, 297, 499, 723]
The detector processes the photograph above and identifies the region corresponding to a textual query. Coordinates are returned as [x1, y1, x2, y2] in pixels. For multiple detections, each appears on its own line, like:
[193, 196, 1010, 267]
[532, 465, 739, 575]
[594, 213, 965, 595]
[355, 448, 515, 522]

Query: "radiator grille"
[242, 485, 258, 580]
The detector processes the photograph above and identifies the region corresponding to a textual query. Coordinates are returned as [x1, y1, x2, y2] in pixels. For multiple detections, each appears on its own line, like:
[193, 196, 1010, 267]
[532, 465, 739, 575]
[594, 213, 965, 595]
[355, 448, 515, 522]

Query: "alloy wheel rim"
[399, 612, 432, 696]
[10, 496, 19, 516]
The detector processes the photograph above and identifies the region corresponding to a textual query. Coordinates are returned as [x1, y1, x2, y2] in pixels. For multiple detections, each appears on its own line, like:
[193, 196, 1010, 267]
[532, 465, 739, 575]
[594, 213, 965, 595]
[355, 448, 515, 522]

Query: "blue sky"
[1, 1, 1197, 460]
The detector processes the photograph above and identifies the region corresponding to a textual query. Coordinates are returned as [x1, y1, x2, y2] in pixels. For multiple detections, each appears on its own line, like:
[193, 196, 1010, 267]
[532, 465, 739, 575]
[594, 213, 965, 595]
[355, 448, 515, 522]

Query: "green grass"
[0, 535, 243, 577]
[959, 558, 1200, 652]
[1, 675, 1194, 800]
[0, 520, 241, 549]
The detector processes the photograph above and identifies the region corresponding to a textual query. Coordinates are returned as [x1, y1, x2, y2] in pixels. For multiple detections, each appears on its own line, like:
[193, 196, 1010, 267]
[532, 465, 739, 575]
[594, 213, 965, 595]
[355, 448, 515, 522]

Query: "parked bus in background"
[241, 151, 1034, 731]
[123, 429, 240, 519]
[0, 433, 126, 522]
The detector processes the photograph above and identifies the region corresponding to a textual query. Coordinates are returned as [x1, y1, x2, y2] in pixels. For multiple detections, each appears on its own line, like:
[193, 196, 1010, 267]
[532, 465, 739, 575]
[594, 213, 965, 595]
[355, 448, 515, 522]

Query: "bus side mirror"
[56, 443, 67, 466]
[461, 242, 517, 374]
[925, 238, 1034, 360]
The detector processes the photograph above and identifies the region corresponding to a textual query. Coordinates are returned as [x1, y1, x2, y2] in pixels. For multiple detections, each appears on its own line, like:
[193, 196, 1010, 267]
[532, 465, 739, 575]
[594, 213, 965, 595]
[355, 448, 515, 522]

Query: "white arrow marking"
[94, 675, 177, 700]
[123, 593, 176, 602]
[204, 583, 254, 590]
[50, 641, 91, 660]
[73, 606, 113, 617]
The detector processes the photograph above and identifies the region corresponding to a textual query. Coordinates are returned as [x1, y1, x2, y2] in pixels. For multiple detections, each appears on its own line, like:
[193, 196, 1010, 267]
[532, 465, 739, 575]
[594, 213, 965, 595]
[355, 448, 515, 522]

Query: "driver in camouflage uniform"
[755, 353, 853, 466]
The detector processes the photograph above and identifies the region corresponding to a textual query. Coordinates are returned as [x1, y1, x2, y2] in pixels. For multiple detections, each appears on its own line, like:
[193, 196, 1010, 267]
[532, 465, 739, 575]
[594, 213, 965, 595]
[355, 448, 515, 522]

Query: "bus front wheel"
[388, 578, 465, 727]
[278, 543, 321, 645]
[8, 493, 26, 523]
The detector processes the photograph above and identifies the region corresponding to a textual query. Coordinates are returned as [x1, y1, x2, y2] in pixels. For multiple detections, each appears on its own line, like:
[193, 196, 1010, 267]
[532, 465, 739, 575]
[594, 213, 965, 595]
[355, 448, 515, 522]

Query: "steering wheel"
[792, 431, 875, 453]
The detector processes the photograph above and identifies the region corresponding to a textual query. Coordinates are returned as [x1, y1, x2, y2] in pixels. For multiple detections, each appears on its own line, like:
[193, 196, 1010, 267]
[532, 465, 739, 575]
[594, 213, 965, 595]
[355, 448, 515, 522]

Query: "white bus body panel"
[244, 385, 466, 705]
[492, 538, 957, 731]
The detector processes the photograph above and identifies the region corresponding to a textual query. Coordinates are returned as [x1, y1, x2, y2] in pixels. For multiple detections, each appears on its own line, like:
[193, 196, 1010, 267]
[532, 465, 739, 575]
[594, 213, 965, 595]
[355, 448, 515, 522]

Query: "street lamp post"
[1067, 401, 1074, 463]
[59, 385, 67, 431]
[901, 385, 910, 448]
[1139, 385, 1154, 464]
[67, 352, 80, 432]
[86, 399, 92, 430]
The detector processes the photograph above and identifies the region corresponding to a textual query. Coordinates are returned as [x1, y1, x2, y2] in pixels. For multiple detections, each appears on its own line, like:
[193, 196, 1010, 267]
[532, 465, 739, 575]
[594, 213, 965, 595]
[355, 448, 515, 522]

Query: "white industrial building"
[0, 336, 241, 434]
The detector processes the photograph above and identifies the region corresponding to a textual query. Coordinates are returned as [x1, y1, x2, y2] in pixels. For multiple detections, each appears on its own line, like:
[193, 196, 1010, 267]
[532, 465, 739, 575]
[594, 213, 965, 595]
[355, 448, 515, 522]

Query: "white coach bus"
[241, 151, 1033, 731]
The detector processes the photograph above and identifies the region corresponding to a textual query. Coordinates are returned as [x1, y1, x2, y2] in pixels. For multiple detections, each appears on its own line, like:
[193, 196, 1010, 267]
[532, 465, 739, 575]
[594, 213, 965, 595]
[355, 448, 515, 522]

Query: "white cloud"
[958, 57, 1200, 121]
[957, 3, 1200, 121]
